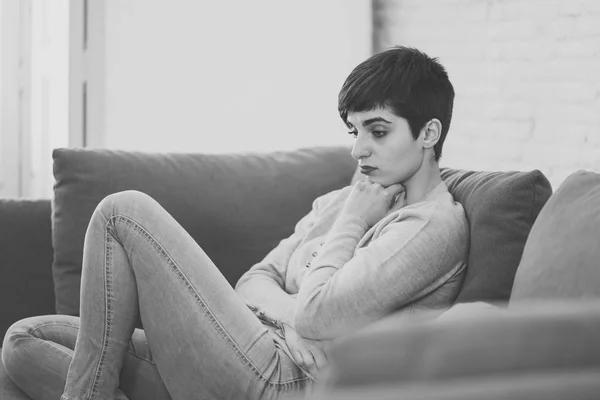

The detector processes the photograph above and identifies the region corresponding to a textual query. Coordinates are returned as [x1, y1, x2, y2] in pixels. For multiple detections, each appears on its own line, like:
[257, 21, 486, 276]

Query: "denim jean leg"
[61, 193, 149, 400]
[2, 315, 78, 400]
[63, 190, 310, 400]
[2, 315, 170, 400]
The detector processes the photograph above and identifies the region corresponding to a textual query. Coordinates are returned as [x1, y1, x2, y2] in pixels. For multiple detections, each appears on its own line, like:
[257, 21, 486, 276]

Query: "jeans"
[2, 190, 310, 400]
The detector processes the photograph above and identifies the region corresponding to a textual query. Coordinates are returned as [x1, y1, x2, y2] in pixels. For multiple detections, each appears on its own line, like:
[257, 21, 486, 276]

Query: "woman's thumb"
[295, 351, 304, 365]
[385, 183, 405, 197]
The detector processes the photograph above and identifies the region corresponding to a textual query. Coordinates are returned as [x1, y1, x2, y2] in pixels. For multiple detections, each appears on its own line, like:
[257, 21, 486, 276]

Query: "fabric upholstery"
[51, 147, 356, 315]
[0, 199, 55, 342]
[510, 170, 600, 302]
[440, 169, 552, 303]
[305, 370, 600, 400]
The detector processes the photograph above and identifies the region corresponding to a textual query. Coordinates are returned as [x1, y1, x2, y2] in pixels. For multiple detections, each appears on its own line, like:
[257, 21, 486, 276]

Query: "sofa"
[1, 146, 599, 400]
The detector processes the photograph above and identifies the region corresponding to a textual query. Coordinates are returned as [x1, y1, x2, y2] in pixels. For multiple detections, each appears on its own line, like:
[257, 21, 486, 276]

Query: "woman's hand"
[342, 180, 406, 227]
[282, 323, 327, 377]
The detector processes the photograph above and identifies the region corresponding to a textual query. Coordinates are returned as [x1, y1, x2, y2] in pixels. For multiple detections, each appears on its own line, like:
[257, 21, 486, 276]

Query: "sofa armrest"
[306, 370, 600, 400]
[319, 300, 600, 389]
[0, 199, 55, 342]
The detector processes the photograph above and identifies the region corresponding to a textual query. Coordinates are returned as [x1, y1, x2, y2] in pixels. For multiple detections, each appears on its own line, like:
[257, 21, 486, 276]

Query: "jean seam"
[28, 321, 155, 366]
[8, 330, 74, 357]
[84, 220, 117, 400]
[45, 341, 74, 357]
[112, 213, 310, 390]
[126, 351, 155, 365]
[28, 322, 78, 357]
[29, 322, 79, 337]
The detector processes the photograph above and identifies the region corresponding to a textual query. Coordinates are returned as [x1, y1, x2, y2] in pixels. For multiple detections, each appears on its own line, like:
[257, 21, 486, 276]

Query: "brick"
[486, 20, 540, 40]
[582, 0, 600, 13]
[553, 37, 600, 57]
[489, 0, 562, 21]
[573, 14, 600, 36]
[556, 0, 585, 17]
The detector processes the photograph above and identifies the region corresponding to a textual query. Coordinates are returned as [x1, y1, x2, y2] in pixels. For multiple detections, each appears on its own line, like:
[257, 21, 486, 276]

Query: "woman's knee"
[2, 316, 78, 398]
[2, 316, 70, 374]
[2, 318, 36, 378]
[2, 318, 29, 369]
[2, 315, 79, 367]
[3, 315, 51, 350]
[96, 190, 159, 219]
[98, 190, 154, 212]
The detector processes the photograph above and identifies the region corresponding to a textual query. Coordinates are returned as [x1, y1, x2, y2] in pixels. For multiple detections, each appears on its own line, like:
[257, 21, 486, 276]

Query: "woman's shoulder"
[312, 185, 353, 211]
[401, 184, 469, 236]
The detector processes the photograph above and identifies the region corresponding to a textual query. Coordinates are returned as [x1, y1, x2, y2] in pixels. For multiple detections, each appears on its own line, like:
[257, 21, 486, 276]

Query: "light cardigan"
[235, 181, 469, 342]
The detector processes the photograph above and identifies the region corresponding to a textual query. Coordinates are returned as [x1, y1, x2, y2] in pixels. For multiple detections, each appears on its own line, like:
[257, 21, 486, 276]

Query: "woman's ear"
[421, 119, 442, 149]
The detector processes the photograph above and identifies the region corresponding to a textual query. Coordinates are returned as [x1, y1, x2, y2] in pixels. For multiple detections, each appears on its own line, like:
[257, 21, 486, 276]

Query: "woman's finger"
[293, 350, 304, 367]
[310, 346, 328, 371]
[300, 348, 316, 372]
[384, 183, 405, 197]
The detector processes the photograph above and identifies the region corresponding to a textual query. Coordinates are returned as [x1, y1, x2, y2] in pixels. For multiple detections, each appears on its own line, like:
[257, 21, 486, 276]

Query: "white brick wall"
[377, 0, 600, 190]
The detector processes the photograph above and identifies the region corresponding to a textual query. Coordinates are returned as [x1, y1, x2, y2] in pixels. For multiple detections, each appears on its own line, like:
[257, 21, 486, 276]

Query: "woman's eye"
[372, 130, 387, 138]
[348, 131, 358, 138]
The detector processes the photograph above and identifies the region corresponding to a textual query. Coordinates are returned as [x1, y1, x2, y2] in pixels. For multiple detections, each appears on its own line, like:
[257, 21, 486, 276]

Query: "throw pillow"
[52, 147, 356, 316]
[510, 170, 600, 302]
[440, 169, 552, 303]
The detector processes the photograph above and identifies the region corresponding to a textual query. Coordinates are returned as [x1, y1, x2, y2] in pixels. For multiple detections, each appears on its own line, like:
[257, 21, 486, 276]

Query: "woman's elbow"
[295, 290, 334, 338]
[293, 309, 310, 336]
[294, 309, 337, 340]
[293, 308, 322, 339]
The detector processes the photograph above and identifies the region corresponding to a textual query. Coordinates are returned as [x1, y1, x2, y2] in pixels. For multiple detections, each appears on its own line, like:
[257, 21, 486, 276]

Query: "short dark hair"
[338, 46, 455, 161]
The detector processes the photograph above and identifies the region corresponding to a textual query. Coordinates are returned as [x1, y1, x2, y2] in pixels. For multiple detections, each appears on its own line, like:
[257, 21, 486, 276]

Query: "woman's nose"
[351, 134, 371, 161]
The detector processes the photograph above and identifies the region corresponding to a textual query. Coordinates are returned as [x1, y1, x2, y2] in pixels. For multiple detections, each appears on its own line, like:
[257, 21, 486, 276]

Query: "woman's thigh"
[97, 191, 310, 399]
[2, 314, 170, 400]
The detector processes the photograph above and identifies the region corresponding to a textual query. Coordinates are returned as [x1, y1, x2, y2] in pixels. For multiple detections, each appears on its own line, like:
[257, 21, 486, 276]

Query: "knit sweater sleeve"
[234, 195, 324, 328]
[294, 206, 467, 340]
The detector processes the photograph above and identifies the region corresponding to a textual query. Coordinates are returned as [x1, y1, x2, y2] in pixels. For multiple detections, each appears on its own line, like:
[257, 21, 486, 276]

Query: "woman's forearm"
[294, 214, 367, 336]
[236, 277, 297, 328]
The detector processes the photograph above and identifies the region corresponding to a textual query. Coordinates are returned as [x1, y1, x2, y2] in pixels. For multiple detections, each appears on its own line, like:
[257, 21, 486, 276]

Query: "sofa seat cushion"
[51, 147, 355, 316]
[511, 170, 600, 302]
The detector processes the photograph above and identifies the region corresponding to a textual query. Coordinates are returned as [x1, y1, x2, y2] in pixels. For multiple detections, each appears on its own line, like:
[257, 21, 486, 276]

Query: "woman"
[2, 46, 469, 400]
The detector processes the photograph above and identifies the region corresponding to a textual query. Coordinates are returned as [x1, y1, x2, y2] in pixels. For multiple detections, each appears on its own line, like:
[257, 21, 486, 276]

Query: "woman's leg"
[1, 315, 169, 400]
[61, 190, 309, 400]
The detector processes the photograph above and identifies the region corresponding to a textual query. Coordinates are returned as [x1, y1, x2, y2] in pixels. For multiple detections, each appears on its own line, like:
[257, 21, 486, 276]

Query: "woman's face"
[347, 107, 424, 187]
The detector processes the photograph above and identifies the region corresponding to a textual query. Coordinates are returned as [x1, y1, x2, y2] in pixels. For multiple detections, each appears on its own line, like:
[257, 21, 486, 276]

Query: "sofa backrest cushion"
[440, 169, 552, 303]
[0, 199, 55, 340]
[510, 170, 600, 303]
[52, 147, 355, 316]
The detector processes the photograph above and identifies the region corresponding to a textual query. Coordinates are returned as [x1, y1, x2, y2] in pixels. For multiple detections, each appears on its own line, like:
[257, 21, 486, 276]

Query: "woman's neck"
[403, 161, 443, 206]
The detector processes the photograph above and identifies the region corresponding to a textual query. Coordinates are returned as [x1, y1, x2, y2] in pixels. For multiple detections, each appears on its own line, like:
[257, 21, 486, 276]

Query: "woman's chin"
[364, 176, 390, 186]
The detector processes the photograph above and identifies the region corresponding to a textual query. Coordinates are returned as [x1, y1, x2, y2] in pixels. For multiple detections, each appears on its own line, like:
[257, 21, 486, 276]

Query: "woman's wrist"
[281, 321, 294, 334]
[246, 304, 292, 329]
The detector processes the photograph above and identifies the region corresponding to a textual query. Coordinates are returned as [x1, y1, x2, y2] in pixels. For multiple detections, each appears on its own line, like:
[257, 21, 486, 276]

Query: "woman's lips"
[359, 165, 377, 175]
